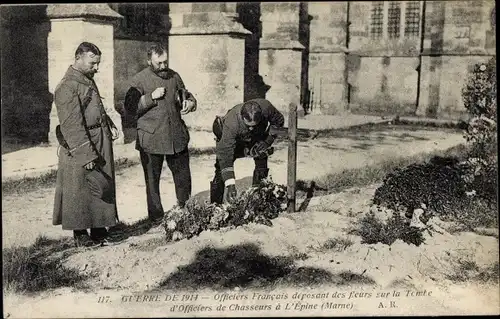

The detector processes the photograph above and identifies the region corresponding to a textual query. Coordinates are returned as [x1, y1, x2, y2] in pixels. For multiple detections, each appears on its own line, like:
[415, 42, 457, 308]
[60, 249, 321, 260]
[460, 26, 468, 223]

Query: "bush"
[353, 211, 425, 246]
[164, 179, 288, 242]
[372, 155, 498, 228]
[461, 57, 498, 203]
[373, 155, 468, 215]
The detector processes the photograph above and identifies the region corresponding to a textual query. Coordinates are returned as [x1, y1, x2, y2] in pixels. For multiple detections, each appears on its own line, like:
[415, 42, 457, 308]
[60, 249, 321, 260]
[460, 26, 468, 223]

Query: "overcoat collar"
[63, 65, 97, 88]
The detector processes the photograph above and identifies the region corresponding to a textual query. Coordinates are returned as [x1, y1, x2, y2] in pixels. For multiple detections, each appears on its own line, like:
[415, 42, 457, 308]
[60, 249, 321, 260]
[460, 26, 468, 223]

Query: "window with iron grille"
[387, 2, 401, 39]
[405, 1, 420, 37]
[370, 2, 384, 39]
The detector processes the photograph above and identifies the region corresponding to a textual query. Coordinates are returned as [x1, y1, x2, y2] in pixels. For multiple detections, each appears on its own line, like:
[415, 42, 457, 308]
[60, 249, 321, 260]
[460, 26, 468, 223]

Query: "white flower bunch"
[163, 178, 289, 242]
[166, 220, 177, 230]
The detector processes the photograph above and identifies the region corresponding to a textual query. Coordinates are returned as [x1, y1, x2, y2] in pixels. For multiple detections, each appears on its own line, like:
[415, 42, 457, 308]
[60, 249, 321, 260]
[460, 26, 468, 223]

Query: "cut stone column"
[308, 2, 348, 115]
[417, 0, 495, 119]
[47, 4, 123, 144]
[168, 3, 251, 129]
[259, 2, 306, 115]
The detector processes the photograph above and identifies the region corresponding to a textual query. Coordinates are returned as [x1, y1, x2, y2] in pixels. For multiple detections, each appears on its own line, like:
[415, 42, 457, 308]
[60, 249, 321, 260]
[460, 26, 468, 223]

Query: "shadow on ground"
[154, 243, 375, 291]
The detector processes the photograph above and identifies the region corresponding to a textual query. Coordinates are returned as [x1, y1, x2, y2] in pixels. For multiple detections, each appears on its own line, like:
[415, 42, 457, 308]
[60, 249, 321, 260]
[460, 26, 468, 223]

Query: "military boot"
[252, 168, 269, 187]
[73, 230, 99, 247]
[210, 180, 225, 204]
[90, 227, 108, 242]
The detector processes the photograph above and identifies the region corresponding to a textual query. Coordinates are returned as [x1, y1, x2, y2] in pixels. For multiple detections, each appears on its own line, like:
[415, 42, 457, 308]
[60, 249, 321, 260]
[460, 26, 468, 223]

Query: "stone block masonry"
[417, 55, 494, 119]
[308, 2, 348, 115]
[259, 2, 306, 116]
[168, 3, 250, 129]
[169, 33, 246, 129]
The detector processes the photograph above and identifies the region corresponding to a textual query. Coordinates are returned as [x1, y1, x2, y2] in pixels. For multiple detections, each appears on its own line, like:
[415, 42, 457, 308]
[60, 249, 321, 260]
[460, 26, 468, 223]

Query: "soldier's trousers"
[139, 148, 191, 218]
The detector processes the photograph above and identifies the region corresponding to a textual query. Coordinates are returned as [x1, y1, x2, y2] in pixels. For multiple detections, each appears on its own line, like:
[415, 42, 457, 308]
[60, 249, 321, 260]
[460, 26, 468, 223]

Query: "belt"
[87, 123, 103, 130]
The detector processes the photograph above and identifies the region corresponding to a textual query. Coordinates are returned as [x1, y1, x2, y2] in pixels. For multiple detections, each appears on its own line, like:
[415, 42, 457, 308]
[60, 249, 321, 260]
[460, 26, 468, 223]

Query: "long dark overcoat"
[52, 66, 118, 230]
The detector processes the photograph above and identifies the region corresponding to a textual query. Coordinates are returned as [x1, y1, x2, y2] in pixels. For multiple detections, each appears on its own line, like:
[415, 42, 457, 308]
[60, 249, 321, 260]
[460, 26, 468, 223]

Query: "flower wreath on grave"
[163, 177, 288, 242]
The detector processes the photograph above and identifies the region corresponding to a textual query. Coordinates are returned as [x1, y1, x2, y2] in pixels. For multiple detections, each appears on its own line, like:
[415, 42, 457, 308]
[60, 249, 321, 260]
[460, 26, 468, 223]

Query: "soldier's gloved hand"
[250, 141, 271, 157]
[255, 140, 271, 152]
[244, 147, 252, 157]
[84, 161, 96, 170]
[181, 100, 196, 115]
[110, 127, 120, 140]
[224, 184, 237, 203]
[151, 87, 166, 100]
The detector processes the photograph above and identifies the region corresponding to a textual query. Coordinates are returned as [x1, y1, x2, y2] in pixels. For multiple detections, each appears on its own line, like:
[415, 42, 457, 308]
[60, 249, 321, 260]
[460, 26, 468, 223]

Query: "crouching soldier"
[210, 98, 285, 204]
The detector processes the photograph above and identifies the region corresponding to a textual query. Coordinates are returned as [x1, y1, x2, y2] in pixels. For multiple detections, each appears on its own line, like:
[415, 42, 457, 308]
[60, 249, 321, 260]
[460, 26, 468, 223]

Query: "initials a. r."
[378, 301, 397, 308]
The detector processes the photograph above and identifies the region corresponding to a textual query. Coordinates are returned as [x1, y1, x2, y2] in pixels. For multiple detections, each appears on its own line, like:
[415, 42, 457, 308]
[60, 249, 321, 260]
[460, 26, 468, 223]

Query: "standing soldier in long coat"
[53, 42, 119, 247]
